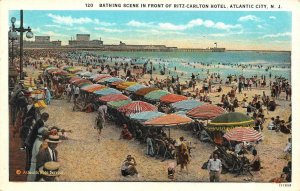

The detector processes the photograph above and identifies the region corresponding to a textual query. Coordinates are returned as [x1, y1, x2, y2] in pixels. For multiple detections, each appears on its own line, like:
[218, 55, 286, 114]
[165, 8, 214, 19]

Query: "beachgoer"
[38, 161, 60, 181]
[120, 124, 133, 140]
[95, 110, 105, 141]
[250, 149, 261, 171]
[44, 87, 52, 105]
[27, 127, 48, 181]
[121, 155, 138, 176]
[207, 153, 222, 182]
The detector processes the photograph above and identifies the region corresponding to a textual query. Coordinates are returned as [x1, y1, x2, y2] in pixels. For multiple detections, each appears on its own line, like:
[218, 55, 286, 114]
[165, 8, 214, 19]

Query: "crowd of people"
[9, 49, 292, 182]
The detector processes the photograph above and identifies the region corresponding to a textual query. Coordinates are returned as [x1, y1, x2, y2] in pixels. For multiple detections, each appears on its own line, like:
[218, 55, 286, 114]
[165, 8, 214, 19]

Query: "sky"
[9, 10, 291, 50]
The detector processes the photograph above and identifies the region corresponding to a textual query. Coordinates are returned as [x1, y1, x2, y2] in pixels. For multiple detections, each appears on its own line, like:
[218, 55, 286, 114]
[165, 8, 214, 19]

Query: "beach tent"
[144, 90, 170, 102]
[160, 94, 188, 104]
[93, 88, 122, 96]
[125, 84, 146, 93]
[134, 87, 159, 96]
[207, 112, 255, 131]
[99, 94, 130, 103]
[107, 100, 132, 109]
[223, 127, 262, 142]
[129, 111, 165, 123]
[171, 100, 204, 111]
[117, 101, 158, 116]
[81, 84, 106, 93]
[186, 104, 226, 120]
[116, 82, 138, 90]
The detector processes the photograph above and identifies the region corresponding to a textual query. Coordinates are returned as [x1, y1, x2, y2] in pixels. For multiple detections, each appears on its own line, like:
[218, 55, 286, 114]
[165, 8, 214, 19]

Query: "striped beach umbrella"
[94, 75, 112, 82]
[69, 76, 81, 83]
[77, 81, 93, 88]
[144, 90, 170, 102]
[135, 87, 159, 96]
[94, 88, 122, 96]
[171, 100, 204, 111]
[116, 81, 138, 90]
[117, 101, 157, 115]
[223, 127, 263, 142]
[73, 79, 91, 85]
[160, 94, 188, 104]
[107, 100, 132, 109]
[207, 112, 255, 131]
[99, 94, 130, 103]
[125, 84, 146, 93]
[186, 104, 226, 120]
[129, 111, 165, 123]
[144, 113, 193, 127]
[81, 84, 106, 93]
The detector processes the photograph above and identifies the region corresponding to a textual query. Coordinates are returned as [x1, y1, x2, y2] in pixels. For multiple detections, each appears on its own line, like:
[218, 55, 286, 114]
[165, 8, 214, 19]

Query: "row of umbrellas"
[66, 72, 260, 141]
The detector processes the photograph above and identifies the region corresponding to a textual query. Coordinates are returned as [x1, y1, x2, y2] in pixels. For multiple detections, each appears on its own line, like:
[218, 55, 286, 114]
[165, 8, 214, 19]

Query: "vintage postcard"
[0, 0, 299, 190]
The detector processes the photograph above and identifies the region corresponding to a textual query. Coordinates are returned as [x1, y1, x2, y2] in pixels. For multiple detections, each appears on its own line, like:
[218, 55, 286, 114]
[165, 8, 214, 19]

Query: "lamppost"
[10, 10, 34, 80]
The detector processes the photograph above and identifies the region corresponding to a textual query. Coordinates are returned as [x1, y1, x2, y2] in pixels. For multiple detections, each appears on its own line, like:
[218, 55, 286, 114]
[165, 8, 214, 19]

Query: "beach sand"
[25, 62, 291, 182]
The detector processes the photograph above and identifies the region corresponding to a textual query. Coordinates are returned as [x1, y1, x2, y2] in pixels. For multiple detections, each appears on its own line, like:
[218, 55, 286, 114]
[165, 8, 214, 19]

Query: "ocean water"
[70, 50, 291, 80]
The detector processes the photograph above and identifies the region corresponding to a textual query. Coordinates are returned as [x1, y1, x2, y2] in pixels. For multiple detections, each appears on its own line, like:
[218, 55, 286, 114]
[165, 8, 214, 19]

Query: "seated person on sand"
[269, 173, 288, 183]
[120, 124, 133, 140]
[268, 100, 276, 111]
[200, 129, 212, 142]
[72, 101, 83, 112]
[268, 117, 275, 130]
[121, 155, 138, 176]
[168, 162, 176, 179]
[82, 102, 94, 113]
[279, 121, 291, 134]
[249, 149, 261, 171]
[234, 142, 246, 156]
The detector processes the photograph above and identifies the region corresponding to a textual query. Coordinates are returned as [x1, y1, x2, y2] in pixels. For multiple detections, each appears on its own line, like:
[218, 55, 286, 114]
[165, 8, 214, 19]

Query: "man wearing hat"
[38, 161, 60, 181]
[20, 97, 37, 148]
[27, 127, 48, 181]
[36, 134, 61, 178]
[25, 112, 49, 170]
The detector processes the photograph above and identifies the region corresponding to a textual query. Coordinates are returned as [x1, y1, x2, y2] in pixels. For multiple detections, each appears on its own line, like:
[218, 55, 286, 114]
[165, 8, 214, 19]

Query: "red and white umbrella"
[223, 127, 262, 142]
[117, 101, 157, 116]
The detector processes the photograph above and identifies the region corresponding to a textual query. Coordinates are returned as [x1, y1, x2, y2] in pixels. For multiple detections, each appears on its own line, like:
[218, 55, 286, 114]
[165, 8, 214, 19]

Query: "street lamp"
[9, 10, 34, 80]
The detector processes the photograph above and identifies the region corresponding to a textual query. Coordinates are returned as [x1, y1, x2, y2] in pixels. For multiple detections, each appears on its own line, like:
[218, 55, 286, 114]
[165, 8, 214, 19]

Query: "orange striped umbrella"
[94, 74, 112, 82]
[69, 77, 81, 83]
[81, 84, 106, 93]
[117, 101, 157, 116]
[73, 79, 91, 85]
[160, 94, 188, 104]
[144, 113, 193, 127]
[135, 87, 159, 96]
[223, 127, 262, 142]
[186, 104, 226, 120]
[99, 94, 129, 103]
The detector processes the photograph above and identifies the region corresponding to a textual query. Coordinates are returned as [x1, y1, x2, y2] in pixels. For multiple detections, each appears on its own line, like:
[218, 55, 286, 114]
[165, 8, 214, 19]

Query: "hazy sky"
[9, 10, 291, 50]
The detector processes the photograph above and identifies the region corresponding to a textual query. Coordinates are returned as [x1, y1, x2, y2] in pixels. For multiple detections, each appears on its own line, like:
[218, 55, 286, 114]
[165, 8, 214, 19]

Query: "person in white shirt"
[284, 138, 292, 153]
[268, 117, 275, 130]
[207, 153, 222, 182]
[74, 86, 80, 102]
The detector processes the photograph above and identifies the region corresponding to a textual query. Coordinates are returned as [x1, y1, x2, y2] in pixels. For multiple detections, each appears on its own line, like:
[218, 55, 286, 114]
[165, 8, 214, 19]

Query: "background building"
[68, 34, 103, 48]
[24, 35, 61, 48]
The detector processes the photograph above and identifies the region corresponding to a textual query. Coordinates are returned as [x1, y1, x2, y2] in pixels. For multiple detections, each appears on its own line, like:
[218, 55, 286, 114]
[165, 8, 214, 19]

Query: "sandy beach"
[22, 61, 291, 182]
